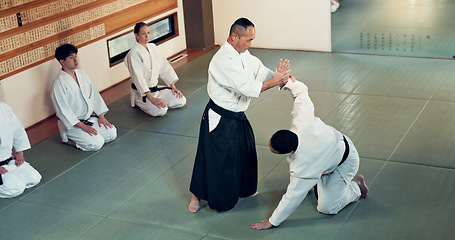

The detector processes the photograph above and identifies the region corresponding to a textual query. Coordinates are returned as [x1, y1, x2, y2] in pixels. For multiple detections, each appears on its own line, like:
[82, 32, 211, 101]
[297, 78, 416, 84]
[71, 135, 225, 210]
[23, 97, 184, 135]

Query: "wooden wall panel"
[104, 0, 177, 36]
[0, 0, 177, 80]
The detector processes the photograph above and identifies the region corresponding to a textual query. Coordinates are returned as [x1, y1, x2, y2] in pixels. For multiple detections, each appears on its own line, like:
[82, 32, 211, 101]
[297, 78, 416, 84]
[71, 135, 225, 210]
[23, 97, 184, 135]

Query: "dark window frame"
[107, 13, 178, 67]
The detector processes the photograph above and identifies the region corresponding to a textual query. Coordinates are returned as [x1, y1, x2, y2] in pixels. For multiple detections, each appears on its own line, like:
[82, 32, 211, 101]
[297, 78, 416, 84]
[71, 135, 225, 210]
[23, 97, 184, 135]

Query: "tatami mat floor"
[332, 0, 455, 59]
[1, 46, 455, 240]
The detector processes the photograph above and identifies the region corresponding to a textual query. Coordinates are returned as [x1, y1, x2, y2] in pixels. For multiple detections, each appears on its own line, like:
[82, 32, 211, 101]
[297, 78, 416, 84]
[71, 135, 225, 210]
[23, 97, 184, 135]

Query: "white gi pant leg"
[133, 87, 187, 117]
[64, 116, 117, 151]
[0, 161, 41, 198]
[316, 136, 361, 214]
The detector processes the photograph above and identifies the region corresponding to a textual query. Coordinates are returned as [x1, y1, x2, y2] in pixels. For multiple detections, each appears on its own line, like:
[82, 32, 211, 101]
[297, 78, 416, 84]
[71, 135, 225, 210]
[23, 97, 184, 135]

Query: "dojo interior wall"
[211, 0, 331, 52]
[0, 0, 331, 128]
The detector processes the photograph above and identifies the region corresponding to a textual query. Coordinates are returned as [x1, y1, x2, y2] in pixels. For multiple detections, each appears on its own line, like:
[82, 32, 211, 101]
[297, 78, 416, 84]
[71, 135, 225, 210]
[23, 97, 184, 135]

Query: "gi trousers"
[316, 136, 361, 214]
[190, 100, 258, 211]
[59, 116, 117, 151]
[131, 86, 186, 117]
[0, 160, 41, 198]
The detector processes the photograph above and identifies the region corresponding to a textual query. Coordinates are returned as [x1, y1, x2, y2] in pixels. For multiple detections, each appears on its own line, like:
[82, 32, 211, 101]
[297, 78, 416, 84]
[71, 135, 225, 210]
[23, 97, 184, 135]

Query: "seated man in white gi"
[251, 76, 369, 230]
[124, 22, 186, 117]
[0, 102, 41, 198]
[51, 44, 117, 151]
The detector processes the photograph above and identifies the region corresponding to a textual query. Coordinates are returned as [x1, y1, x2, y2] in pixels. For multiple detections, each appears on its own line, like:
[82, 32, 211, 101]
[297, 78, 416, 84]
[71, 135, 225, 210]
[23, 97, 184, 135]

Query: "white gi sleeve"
[125, 50, 150, 96]
[85, 81, 108, 116]
[0, 102, 30, 160]
[52, 80, 80, 129]
[150, 44, 178, 86]
[76, 70, 108, 117]
[250, 55, 274, 83]
[282, 80, 316, 130]
[11, 107, 31, 152]
[268, 175, 318, 226]
[209, 54, 262, 98]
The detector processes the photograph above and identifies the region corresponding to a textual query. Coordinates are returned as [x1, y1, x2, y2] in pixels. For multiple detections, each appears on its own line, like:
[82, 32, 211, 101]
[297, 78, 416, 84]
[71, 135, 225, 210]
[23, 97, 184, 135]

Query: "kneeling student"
[51, 44, 117, 151]
[0, 102, 41, 198]
[251, 76, 369, 230]
[124, 22, 186, 117]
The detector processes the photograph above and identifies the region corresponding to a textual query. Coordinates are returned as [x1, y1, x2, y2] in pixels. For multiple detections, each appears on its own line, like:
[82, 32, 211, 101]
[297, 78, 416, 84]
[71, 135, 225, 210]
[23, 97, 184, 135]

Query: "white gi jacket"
[0, 102, 30, 161]
[51, 69, 109, 139]
[124, 42, 179, 96]
[207, 41, 274, 112]
[268, 80, 346, 226]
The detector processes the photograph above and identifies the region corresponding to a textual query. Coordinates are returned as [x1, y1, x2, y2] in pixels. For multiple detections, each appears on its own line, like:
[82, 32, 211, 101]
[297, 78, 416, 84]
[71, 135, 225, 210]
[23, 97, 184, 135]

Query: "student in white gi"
[188, 18, 291, 213]
[0, 102, 41, 198]
[125, 22, 186, 117]
[51, 44, 117, 151]
[251, 76, 369, 230]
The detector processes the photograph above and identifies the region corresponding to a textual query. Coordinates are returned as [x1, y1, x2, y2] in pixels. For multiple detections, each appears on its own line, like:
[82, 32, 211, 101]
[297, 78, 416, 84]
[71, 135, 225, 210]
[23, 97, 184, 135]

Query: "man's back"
[285, 80, 344, 178]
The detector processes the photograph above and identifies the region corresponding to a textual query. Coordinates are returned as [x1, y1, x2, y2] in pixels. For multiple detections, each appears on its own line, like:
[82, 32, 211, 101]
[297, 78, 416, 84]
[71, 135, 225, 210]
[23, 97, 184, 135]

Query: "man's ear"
[59, 59, 65, 66]
[230, 32, 238, 41]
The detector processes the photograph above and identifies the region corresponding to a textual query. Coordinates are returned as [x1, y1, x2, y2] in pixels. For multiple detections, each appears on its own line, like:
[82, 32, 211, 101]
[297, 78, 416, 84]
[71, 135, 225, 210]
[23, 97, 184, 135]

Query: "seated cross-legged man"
[51, 44, 117, 151]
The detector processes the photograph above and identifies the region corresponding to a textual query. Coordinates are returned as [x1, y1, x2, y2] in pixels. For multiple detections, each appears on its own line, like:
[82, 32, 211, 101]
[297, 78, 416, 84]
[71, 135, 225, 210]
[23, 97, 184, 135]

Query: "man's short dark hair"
[229, 17, 254, 37]
[270, 130, 298, 154]
[134, 22, 147, 34]
[55, 44, 78, 62]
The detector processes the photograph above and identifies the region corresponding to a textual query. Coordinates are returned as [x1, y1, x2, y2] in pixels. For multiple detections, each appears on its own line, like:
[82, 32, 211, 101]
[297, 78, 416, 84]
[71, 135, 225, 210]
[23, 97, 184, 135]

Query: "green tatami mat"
[332, 0, 455, 59]
[333, 161, 455, 240]
[2, 47, 455, 240]
[391, 101, 455, 168]
[22, 132, 197, 215]
[0, 201, 101, 240]
[324, 95, 426, 160]
[76, 218, 205, 240]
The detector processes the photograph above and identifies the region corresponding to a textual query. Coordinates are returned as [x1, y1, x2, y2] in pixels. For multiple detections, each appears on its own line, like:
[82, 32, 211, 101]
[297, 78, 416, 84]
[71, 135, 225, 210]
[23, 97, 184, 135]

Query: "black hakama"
[189, 99, 258, 211]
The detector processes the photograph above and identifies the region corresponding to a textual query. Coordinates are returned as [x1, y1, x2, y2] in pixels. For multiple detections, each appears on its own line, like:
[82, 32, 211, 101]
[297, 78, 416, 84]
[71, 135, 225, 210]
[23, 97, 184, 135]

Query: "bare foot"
[188, 194, 201, 213]
[62, 140, 77, 148]
[354, 175, 369, 198]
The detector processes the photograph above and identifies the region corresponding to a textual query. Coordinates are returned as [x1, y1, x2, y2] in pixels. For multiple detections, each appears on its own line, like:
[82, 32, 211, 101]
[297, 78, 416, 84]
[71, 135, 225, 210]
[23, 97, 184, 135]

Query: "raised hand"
[273, 59, 291, 86]
[276, 59, 290, 74]
[261, 59, 292, 92]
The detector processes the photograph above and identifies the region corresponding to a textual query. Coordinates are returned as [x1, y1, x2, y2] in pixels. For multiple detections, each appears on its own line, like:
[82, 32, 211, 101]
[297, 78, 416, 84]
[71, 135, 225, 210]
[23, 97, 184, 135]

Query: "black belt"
[207, 99, 246, 120]
[313, 136, 350, 200]
[0, 157, 13, 166]
[0, 157, 13, 185]
[339, 136, 350, 167]
[131, 83, 171, 103]
[80, 114, 98, 126]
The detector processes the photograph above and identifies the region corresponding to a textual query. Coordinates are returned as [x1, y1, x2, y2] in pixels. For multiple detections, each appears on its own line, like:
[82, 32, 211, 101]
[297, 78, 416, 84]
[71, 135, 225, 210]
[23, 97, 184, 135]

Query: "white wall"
[0, 0, 186, 128]
[211, 0, 331, 51]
